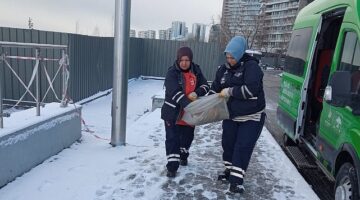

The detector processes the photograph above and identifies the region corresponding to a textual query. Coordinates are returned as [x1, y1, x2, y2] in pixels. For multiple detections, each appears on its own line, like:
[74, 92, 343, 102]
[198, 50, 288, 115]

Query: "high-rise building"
[221, 0, 262, 48]
[166, 28, 172, 40]
[209, 24, 221, 44]
[192, 23, 206, 42]
[138, 30, 156, 39]
[147, 30, 156, 39]
[185, 27, 189, 37]
[171, 21, 187, 40]
[138, 31, 147, 38]
[221, 0, 310, 52]
[159, 30, 166, 40]
[130, 29, 136, 37]
[262, 0, 309, 52]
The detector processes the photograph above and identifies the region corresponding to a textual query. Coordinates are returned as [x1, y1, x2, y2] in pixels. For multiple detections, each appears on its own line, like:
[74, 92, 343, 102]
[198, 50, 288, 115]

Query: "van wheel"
[335, 163, 359, 200]
[283, 133, 296, 146]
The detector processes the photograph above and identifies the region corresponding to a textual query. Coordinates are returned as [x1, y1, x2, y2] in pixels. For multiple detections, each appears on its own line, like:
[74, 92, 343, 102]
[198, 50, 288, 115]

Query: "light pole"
[111, 0, 131, 146]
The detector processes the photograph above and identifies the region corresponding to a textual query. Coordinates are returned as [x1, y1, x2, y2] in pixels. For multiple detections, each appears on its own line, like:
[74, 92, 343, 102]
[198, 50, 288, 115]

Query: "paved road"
[262, 69, 334, 200]
[263, 69, 283, 144]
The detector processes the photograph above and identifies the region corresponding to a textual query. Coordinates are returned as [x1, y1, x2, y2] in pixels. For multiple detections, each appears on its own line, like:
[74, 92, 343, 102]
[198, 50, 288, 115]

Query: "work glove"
[219, 88, 231, 98]
[188, 92, 198, 101]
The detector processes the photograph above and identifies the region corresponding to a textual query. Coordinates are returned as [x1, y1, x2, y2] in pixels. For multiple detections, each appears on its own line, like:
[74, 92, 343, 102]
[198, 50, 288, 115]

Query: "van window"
[284, 28, 313, 77]
[339, 32, 360, 94]
[339, 32, 357, 71]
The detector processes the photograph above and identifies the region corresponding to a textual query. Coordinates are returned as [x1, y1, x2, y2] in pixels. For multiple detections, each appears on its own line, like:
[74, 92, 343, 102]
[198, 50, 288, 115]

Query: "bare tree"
[219, 1, 266, 50]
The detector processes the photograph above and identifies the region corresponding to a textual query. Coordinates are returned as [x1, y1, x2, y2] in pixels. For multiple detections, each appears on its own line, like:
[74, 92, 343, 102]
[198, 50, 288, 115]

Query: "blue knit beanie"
[224, 36, 248, 62]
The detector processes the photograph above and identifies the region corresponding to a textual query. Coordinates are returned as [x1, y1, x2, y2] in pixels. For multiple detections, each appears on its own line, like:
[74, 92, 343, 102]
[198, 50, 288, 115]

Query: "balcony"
[263, 22, 294, 28]
[265, 4, 299, 13]
[265, 0, 292, 6]
[265, 14, 297, 20]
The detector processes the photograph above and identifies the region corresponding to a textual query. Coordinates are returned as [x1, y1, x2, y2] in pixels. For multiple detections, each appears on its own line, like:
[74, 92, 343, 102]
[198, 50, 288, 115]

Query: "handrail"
[0, 42, 69, 128]
[0, 41, 67, 49]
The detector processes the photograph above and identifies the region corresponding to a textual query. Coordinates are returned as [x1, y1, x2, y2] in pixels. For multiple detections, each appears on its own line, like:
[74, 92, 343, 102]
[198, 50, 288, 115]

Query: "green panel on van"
[278, 73, 302, 118]
[320, 105, 360, 150]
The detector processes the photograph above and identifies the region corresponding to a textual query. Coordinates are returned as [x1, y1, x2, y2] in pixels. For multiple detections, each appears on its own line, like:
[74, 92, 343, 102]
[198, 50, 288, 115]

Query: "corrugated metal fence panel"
[136, 39, 223, 81]
[1, 27, 224, 102]
[69, 36, 147, 102]
[0, 27, 68, 103]
[68, 34, 115, 102]
[129, 37, 143, 78]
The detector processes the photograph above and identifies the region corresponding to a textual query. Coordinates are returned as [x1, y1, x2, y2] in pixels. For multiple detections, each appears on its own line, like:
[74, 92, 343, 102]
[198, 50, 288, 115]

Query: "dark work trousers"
[164, 121, 195, 172]
[222, 113, 265, 185]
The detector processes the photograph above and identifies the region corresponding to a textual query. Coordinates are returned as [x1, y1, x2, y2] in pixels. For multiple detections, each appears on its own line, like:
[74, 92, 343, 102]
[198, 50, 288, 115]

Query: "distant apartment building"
[159, 30, 166, 40]
[166, 28, 172, 40]
[192, 23, 206, 42]
[209, 24, 221, 44]
[221, 0, 262, 48]
[260, 0, 311, 52]
[159, 28, 174, 40]
[130, 29, 136, 37]
[138, 31, 147, 38]
[221, 0, 310, 52]
[138, 30, 156, 39]
[171, 21, 187, 40]
[147, 30, 156, 39]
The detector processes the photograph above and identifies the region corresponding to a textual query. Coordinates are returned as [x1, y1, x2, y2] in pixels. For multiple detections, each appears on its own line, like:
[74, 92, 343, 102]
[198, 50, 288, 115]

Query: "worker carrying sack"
[182, 94, 229, 126]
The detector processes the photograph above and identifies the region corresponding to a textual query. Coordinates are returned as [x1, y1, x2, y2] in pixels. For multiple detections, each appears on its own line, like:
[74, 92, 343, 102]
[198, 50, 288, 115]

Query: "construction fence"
[0, 27, 223, 103]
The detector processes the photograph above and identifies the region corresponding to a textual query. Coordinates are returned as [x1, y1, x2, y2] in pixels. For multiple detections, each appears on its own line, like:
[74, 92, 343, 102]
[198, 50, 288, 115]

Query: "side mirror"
[326, 71, 351, 107]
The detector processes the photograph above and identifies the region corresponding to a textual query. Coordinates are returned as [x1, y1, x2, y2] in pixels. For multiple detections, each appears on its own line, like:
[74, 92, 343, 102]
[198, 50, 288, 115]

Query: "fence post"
[35, 48, 40, 116]
[0, 59, 3, 128]
[60, 49, 68, 107]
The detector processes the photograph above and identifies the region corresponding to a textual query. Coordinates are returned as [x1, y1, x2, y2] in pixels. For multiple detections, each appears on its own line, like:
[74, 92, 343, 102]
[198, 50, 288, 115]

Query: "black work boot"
[229, 184, 245, 194]
[166, 170, 176, 178]
[217, 169, 230, 182]
[180, 159, 188, 166]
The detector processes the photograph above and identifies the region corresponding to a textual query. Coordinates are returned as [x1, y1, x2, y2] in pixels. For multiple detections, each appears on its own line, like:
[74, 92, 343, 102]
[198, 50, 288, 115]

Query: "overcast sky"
[0, 0, 223, 37]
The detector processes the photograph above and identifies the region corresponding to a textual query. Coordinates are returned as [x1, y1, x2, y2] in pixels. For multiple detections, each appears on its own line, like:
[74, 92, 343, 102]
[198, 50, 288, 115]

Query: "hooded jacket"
[210, 53, 266, 118]
[224, 36, 247, 62]
[161, 62, 209, 122]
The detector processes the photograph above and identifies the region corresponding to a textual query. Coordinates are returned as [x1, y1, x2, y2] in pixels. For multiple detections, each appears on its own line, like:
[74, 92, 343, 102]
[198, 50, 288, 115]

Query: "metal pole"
[111, 0, 131, 146]
[35, 48, 40, 116]
[0, 59, 3, 128]
[60, 49, 68, 107]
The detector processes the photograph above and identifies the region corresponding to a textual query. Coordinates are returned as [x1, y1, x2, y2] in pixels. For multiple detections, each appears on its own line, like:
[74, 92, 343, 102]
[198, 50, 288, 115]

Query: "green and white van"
[277, 0, 360, 199]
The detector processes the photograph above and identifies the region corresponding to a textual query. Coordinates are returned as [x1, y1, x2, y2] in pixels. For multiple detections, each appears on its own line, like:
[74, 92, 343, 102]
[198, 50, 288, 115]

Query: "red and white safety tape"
[5, 55, 59, 61]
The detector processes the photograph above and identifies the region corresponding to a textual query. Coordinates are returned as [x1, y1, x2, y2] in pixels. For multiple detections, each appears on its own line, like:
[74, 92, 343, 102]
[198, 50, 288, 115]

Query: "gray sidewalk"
[113, 115, 319, 200]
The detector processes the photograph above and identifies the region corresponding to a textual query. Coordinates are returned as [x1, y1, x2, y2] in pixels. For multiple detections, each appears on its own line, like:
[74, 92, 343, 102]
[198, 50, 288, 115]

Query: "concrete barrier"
[0, 104, 82, 188]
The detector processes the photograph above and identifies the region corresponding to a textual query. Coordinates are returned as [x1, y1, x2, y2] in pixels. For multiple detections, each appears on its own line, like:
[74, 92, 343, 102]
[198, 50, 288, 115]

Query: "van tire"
[283, 133, 296, 146]
[335, 162, 359, 200]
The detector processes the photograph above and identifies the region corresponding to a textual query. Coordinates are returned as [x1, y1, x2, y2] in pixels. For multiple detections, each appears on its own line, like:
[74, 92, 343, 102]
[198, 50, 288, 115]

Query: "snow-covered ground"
[0, 103, 78, 138]
[0, 78, 319, 200]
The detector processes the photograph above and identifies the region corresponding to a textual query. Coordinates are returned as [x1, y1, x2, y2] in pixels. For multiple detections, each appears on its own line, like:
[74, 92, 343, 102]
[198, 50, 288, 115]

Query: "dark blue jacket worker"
[161, 47, 209, 178]
[210, 36, 266, 193]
